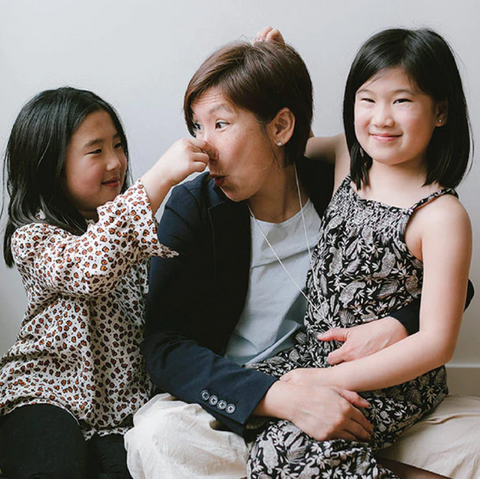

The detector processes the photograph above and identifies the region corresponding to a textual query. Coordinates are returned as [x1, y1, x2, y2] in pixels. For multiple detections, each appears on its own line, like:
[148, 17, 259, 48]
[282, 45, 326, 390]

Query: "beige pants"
[125, 394, 480, 479]
[124, 393, 249, 479]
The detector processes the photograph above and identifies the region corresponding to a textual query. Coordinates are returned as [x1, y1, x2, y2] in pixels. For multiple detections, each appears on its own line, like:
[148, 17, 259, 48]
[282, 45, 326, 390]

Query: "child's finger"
[190, 139, 218, 161]
[317, 327, 348, 342]
[253, 26, 273, 43]
[191, 160, 208, 173]
[266, 28, 285, 45]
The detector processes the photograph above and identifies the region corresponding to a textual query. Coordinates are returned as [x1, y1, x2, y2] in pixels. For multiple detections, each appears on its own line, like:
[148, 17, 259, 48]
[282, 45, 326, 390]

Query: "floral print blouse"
[0, 181, 176, 440]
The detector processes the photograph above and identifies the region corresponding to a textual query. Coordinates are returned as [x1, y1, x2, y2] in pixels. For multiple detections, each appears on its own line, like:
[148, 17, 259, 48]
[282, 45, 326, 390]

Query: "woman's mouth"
[210, 175, 225, 188]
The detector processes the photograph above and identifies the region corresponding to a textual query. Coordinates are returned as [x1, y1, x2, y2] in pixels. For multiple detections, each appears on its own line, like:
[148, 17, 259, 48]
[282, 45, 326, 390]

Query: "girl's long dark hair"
[2, 87, 130, 267]
[343, 28, 472, 189]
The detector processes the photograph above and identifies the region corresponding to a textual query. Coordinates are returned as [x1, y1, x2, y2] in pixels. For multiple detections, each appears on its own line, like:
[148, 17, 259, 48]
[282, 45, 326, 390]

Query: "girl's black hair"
[2, 87, 130, 267]
[343, 28, 472, 189]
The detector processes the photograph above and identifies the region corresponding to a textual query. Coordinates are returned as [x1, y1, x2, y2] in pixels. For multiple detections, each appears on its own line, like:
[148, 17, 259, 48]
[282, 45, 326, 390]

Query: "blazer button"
[226, 403, 236, 414]
[217, 400, 227, 410]
[209, 395, 218, 406]
[201, 390, 210, 401]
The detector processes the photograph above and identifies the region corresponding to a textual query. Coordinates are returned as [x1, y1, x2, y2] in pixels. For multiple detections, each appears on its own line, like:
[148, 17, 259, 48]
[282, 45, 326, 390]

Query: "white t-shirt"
[225, 199, 321, 365]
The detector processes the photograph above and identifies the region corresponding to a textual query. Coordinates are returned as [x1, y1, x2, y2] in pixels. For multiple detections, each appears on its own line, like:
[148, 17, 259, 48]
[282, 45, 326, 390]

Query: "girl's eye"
[394, 98, 411, 104]
[361, 98, 374, 103]
[114, 142, 124, 149]
[87, 148, 102, 155]
[215, 121, 228, 129]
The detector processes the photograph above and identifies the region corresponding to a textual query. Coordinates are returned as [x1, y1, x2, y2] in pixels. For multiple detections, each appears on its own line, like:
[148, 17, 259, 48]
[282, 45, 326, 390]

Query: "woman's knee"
[124, 409, 175, 455]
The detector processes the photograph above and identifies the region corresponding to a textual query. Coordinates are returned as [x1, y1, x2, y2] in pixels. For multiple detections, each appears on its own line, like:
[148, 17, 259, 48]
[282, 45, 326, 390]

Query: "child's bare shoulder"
[418, 192, 470, 232]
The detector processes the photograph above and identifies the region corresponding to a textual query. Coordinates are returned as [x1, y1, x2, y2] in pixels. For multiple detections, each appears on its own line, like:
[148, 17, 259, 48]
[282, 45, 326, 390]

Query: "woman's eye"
[361, 98, 374, 103]
[215, 121, 228, 129]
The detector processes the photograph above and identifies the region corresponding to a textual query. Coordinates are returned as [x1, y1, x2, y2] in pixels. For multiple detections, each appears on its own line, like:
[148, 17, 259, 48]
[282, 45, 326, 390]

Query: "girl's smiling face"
[62, 109, 127, 220]
[354, 67, 445, 170]
[191, 87, 280, 203]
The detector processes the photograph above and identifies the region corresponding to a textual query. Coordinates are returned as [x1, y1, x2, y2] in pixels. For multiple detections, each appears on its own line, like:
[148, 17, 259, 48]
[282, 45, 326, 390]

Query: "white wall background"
[1, 0, 479, 394]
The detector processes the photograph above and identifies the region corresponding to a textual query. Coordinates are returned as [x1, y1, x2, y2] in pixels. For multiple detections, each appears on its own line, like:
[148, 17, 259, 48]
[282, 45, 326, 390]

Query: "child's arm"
[12, 139, 212, 297]
[141, 138, 213, 215]
[282, 195, 472, 391]
[254, 27, 351, 192]
[306, 134, 349, 191]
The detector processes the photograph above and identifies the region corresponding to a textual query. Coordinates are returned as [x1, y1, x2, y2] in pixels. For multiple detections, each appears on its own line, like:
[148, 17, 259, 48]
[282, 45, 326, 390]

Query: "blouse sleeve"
[12, 180, 177, 297]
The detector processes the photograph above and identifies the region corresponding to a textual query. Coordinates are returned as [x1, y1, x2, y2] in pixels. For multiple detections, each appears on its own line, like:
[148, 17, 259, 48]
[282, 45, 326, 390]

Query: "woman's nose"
[198, 131, 218, 161]
[199, 128, 214, 145]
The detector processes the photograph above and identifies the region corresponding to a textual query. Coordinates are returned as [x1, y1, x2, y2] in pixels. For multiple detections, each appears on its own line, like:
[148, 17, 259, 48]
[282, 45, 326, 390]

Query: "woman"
[122, 37, 451, 479]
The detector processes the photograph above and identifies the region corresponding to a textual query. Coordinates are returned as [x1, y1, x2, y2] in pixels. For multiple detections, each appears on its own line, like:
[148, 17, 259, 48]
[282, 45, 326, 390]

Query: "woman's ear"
[436, 100, 448, 127]
[270, 107, 295, 145]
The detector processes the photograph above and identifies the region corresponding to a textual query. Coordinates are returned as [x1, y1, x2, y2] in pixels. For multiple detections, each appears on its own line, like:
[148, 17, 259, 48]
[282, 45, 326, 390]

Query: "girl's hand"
[254, 26, 285, 45]
[281, 367, 334, 388]
[141, 138, 216, 215]
[155, 138, 216, 187]
[318, 317, 408, 366]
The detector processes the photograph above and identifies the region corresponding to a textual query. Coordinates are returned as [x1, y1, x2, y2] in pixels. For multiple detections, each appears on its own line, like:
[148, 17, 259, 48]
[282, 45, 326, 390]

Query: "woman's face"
[191, 87, 280, 203]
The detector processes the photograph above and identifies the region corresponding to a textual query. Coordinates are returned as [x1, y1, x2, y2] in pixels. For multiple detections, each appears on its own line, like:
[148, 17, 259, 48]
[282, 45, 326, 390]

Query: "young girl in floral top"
[0, 87, 213, 478]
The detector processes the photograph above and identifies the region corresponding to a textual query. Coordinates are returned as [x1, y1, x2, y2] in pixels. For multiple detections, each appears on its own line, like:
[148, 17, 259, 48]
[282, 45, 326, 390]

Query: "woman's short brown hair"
[184, 41, 313, 166]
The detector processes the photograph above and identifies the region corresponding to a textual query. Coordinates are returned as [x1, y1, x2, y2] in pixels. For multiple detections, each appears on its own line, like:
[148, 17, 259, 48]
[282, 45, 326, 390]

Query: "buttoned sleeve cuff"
[195, 372, 277, 438]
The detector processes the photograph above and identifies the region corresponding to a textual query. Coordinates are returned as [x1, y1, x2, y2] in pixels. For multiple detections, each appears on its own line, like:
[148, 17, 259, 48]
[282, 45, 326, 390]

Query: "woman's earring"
[439, 119, 443, 123]
[277, 141, 282, 146]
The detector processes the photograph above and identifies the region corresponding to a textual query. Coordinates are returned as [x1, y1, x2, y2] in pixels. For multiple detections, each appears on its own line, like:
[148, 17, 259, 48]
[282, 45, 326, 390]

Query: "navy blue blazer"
[143, 157, 336, 436]
[143, 156, 462, 436]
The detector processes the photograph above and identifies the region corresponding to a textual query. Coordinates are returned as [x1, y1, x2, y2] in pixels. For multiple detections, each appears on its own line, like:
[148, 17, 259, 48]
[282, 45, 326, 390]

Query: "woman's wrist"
[253, 380, 295, 421]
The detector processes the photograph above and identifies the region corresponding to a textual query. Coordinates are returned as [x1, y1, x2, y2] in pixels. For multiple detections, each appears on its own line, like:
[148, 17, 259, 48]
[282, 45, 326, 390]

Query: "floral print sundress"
[247, 176, 454, 479]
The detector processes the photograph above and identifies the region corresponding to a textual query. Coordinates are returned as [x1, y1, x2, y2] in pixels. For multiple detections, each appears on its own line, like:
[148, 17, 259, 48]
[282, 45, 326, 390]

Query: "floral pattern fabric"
[247, 177, 455, 478]
[0, 181, 176, 440]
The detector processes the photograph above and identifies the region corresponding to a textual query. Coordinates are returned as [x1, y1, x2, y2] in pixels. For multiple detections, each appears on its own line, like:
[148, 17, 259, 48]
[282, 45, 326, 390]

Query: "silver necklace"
[247, 166, 320, 313]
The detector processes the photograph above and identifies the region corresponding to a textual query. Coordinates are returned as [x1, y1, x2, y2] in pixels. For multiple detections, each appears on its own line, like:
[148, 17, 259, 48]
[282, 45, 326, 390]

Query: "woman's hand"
[141, 138, 216, 215]
[255, 380, 372, 442]
[254, 26, 285, 45]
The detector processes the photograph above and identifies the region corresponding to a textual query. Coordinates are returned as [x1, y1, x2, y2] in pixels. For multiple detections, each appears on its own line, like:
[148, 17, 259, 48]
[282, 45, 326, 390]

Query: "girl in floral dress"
[0, 87, 212, 478]
[248, 28, 473, 478]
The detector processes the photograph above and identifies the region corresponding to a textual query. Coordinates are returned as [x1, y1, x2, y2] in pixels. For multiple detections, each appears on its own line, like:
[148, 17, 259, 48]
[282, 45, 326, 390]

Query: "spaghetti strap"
[409, 187, 458, 212]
